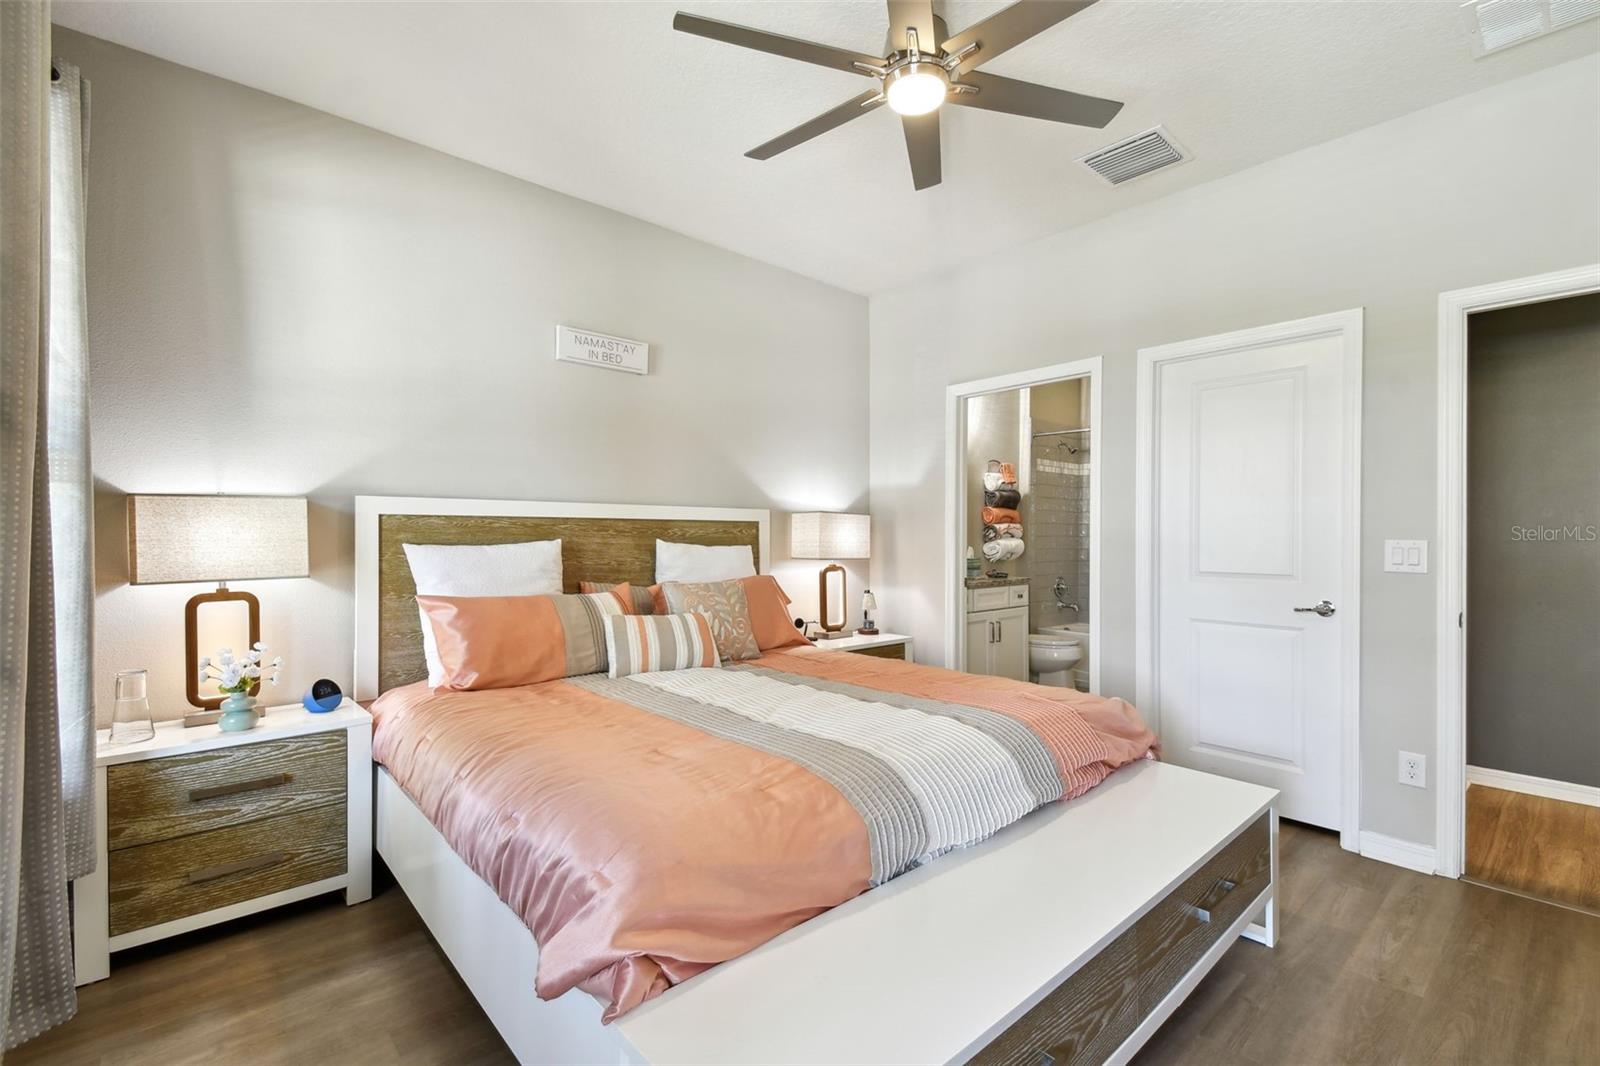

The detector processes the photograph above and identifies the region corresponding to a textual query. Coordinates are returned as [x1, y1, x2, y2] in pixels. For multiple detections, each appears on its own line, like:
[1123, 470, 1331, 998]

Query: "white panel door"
[1153, 333, 1348, 828]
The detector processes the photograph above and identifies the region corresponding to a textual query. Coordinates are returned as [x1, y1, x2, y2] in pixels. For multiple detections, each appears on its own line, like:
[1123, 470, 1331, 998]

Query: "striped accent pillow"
[605, 613, 721, 679]
[417, 584, 641, 690]
[579, 580, 660, 615]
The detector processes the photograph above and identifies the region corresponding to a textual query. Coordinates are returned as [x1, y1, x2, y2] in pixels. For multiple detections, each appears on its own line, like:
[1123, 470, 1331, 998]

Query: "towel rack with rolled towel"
[978, 460, 1025, 565]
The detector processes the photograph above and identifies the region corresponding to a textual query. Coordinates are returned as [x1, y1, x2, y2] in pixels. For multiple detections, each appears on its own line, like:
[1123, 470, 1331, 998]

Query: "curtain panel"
[1, 3, 96, 1049]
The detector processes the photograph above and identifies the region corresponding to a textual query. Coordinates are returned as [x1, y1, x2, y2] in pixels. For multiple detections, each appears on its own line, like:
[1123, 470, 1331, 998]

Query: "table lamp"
[859, 589, 878, 635]
[128, 495, 308, 709]
[789, 512, 870, 639]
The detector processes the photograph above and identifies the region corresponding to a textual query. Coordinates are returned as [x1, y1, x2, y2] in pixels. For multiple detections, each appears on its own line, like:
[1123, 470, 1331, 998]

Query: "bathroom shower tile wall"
[1028, 445, 1091, 633]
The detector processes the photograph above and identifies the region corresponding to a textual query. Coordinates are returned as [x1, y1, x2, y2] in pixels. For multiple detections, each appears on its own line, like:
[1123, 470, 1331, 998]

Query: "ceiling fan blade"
[886, 0, 939, 54]
[901, 111, 942, 190]
[747, 90, 886, 160]
[673, 12, 884, 77]
[941, 0, 1098, 76]
[950, 71, 1122, 128]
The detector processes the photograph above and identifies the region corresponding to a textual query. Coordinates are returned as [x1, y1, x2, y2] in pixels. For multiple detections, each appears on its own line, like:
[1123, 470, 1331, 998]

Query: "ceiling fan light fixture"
[885, 63, 948, 116]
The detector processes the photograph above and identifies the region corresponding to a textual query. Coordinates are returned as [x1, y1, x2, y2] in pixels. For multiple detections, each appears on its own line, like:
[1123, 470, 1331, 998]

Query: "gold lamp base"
[185, 585, 262, 710]
[817, 562, 847, 637]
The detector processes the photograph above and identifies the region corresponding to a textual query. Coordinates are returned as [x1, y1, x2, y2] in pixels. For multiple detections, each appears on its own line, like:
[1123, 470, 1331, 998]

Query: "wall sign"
[555, 325, 649, 376]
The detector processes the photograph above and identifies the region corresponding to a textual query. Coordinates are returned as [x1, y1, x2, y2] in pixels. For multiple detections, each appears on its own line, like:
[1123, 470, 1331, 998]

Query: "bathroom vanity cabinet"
[964, 583, 1030, 682]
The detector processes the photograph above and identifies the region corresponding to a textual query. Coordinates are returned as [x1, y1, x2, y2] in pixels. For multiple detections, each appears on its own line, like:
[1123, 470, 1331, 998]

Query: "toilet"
[1028, 630, 1083, 687]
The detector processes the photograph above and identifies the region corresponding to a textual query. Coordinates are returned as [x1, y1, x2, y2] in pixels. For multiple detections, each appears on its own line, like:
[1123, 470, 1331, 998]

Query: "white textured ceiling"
[52, 0, 1599, 294]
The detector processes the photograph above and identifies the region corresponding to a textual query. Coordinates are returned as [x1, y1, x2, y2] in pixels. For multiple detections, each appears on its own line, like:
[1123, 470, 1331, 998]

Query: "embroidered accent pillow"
[605, 613, 721, 679]
[661, 580, 762, 662]
[417, 584, 638, 690]
[579, 580, 660, 616]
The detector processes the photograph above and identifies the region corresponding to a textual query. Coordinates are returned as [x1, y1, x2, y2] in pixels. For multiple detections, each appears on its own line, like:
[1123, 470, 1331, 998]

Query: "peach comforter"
[371, 647, 1156, 1021]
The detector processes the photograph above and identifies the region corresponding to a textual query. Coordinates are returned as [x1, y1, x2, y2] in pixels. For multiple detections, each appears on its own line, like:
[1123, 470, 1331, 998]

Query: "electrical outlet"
[1399, 751, 1427, 789]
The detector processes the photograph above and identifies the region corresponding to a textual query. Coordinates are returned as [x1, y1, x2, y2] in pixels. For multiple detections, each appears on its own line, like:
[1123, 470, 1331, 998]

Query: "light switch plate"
[1384, 539, 1428, 574]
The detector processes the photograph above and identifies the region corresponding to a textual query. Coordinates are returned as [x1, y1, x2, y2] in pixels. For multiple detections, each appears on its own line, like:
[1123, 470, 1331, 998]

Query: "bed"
[355, 495, 1278, 1066]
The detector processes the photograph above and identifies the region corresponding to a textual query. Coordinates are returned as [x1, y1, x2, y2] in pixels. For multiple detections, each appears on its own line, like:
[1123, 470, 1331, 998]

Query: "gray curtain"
[47, 57, 95, 883]
[1, 3, 97, 1050]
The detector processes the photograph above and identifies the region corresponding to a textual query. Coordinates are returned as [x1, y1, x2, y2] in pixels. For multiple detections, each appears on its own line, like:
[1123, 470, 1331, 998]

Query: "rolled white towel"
[1001, 538, 1025, 560]
[981, 539, 1006, 562]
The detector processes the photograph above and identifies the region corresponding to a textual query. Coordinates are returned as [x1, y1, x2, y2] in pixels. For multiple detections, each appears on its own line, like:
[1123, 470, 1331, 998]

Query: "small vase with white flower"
[197, 643, 284, 732]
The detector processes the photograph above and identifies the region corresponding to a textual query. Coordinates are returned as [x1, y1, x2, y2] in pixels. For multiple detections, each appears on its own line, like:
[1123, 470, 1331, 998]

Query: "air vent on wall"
[1078, 126, 1190, 187]
[1462, 0, 1600, 57]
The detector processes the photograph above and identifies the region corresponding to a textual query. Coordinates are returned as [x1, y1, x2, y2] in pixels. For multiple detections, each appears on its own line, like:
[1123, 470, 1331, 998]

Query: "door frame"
[1135, 309, 1364, 852]
[1433, 264, 1600, 879]
[944, 357, 1103, 690]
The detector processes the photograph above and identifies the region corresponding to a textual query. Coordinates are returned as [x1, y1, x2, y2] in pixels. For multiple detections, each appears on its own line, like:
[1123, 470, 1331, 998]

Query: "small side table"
[815, 631, 914, 662]
[71, 701, 373, 985]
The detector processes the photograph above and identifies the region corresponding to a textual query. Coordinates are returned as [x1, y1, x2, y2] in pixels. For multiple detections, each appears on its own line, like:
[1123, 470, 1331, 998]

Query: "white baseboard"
[1359, 830, 1437, 875]
[1467, 765, 1600, 809]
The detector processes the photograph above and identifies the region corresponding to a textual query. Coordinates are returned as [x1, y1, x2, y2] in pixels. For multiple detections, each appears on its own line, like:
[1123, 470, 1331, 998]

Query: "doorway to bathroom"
[943, 358, 1102, 693]
[1436, 266, 1600, 910]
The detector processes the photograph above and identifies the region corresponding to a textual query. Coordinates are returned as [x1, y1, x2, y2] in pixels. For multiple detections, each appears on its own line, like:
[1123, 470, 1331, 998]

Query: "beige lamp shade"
[790, 512, 871, 560]
[128, 495, 309, 584]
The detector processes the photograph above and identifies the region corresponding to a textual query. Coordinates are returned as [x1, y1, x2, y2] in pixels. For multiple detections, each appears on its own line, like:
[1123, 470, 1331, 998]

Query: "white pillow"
[654, 540, 757, 583]
[403, 540, 562, 687]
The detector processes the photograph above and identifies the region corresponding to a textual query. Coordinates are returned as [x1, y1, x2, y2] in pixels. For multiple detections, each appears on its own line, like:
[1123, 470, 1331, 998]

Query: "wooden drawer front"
[108, 731, 346, 851]
[972, 813, 1271, 1066]
[1138, 813, 1270, 1013]
[109, 805, 346, 937]
[848, 643, 906, 660]
[971, 919, 1143, 1066]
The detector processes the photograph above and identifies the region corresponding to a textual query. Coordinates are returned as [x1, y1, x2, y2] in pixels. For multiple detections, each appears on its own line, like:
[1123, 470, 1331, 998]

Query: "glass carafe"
[109, 668, 155, 744]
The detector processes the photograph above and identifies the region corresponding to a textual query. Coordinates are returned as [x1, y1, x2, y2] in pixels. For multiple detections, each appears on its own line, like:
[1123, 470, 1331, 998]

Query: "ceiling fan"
[672, 0, 1123, 191]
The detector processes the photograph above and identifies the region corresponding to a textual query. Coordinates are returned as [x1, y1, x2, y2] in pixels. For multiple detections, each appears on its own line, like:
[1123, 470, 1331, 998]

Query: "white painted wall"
[868, 56, 1600, 847]
[62, 29, 869, 722]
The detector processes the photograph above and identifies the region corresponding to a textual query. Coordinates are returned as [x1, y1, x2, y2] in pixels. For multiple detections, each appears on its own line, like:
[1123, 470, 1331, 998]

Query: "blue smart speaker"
[303, 678, 343, 713]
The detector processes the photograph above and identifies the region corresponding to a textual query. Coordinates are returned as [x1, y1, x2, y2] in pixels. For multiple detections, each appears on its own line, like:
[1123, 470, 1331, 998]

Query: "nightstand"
[71, 701, 372, 985]
[817, 631, 914, 662]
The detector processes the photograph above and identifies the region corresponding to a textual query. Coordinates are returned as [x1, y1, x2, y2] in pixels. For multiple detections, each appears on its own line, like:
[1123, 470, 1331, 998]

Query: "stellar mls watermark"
[1509, 524, 1598, 542]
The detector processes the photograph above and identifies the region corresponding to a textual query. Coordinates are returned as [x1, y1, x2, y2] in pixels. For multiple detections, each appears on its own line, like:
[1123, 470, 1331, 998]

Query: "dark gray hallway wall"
[1467, 294, 1600, 787]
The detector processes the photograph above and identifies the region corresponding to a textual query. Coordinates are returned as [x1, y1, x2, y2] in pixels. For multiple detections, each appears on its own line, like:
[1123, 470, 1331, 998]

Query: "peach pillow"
[738, 575, 811, 652]
[418, 584, 639, 690]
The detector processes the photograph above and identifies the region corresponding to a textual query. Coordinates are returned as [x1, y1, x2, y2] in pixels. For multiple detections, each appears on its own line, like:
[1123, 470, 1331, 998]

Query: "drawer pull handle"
[188, 773, 291, 803]
[187, 851, 288, 885]
[1183, 879, 1239, 924]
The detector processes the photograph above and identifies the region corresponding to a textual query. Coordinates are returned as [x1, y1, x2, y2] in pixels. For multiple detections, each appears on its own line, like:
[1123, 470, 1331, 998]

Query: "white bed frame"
[356, 495, 1277, 1065]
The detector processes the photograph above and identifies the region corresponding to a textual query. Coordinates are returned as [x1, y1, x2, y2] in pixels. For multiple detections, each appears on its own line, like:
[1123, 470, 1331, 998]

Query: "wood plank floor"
[1465, 784, 1600, 913]
[12, 822, 1599, 1065]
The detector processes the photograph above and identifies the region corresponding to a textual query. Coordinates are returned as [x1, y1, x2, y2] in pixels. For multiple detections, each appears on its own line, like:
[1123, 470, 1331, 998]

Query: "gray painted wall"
[1466, 295, 1600, 788]
[868, 56, 1600, 846]
[59, 29, 869, 722]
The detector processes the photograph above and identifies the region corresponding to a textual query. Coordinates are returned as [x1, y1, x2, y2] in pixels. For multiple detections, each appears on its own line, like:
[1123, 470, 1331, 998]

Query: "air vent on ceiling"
[1462, 0, 1600, 57]
[1078, 126, 1190, 187]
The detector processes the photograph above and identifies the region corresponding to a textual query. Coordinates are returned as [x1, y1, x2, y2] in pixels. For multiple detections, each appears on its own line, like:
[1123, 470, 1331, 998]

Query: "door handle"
[996, 619, 1003, 642]
[1294, 600, 1336, 618]
[988, 620, 995, 643]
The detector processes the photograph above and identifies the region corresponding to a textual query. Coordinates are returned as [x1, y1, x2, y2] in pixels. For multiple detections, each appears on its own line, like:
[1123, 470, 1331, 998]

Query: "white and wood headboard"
[353, 495, 771, 700]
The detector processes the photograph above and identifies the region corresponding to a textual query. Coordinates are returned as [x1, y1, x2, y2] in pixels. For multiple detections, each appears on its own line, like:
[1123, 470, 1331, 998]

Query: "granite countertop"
[964, 575, 1030, 589]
